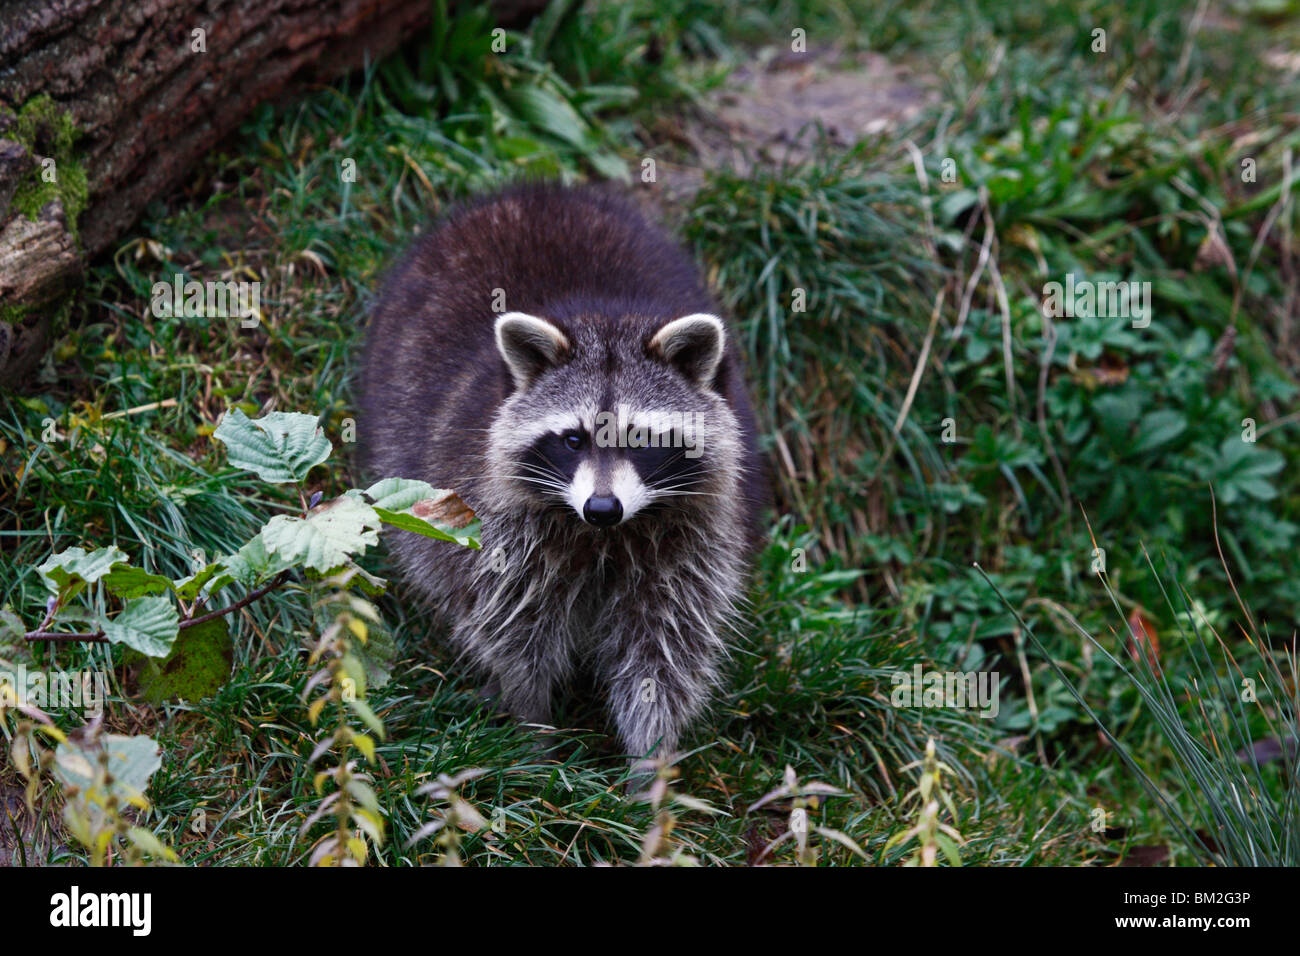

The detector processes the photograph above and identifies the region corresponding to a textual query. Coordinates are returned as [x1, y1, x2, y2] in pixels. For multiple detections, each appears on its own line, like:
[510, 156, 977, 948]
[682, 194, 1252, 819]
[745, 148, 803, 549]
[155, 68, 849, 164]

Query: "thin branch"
[23, 630, 107, 643]
[24, 571, 293, 644]
[180, 571, 292, 629]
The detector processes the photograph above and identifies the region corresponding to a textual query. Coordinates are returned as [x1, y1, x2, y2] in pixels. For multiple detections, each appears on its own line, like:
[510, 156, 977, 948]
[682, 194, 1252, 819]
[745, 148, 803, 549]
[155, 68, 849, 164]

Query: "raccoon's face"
[486, 310, 743, 528]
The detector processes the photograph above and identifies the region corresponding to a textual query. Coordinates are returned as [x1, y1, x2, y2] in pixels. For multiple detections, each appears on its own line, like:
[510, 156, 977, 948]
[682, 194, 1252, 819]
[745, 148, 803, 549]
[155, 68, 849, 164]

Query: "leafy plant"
[977, 534, 1300, 866]
[411, 768, 494, 867]
[7, 704, 175, 866]
[378, 0, 629, 179]
[300, 574, 390, 866]
[9, 409, 479, 865]
[749, 765, 867, 866]
[22, 409, 479, 669]
[883, 738, 966, 866]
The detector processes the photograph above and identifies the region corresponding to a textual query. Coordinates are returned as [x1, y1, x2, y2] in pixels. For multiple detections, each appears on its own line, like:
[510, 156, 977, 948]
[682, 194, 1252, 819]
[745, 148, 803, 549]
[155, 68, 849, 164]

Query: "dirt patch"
[649, 48, 935, 206]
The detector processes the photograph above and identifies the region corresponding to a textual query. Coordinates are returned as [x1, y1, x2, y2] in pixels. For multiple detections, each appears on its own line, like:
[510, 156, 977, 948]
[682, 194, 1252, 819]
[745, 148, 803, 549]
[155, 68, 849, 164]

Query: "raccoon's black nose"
[583, 495, 623, 527]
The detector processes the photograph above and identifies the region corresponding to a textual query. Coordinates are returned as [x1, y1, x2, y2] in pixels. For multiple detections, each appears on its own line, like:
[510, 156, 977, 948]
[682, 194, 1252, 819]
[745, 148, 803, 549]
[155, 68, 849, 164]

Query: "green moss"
[6, 95, 88, 240]
[0, 292, 71, 332]
[0, 302, 30, 326]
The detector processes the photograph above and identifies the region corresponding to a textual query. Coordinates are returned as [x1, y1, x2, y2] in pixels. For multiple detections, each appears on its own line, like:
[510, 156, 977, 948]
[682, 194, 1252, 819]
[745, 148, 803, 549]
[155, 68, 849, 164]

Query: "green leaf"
[349, 480, 480, 548]
[505, 85, 591, 148]
[939, 188, 978, 223]
[53, 733, 162, 799]
[101, 596, 180, 657]
[0, 608, 25, 643]
[346, 697, 386, 739]
[222, 534, 293, 586]
[213, 408, 332, 483]
[37, 546, 128, 602]
[354, 617, 397, 690]
[371, 508, 480, 547]
[356, 477, 441, 511]
[587, 150, 629, 181]
[172, 561, 234, 600]
[102, 563, 174, 599]
[261, 496, 381, 572]
[1132, 410, 1187, 455]
[131, 617, 234, 704]
[935, 832, 964, 867]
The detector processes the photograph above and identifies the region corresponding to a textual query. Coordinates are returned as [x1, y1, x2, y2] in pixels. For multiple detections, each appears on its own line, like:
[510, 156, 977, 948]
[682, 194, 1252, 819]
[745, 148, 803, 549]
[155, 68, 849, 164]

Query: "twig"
[23, 630, 108, 643]
[24, 571, 293, 644]
[179, 571, 292, 629]
[101, 399, 179, 421]
[868, 290, 946, 490]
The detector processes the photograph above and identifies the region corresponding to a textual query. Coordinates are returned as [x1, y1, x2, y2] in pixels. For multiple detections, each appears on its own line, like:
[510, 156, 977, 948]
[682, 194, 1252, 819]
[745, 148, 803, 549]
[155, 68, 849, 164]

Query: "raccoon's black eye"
[563, 431, 585, 451]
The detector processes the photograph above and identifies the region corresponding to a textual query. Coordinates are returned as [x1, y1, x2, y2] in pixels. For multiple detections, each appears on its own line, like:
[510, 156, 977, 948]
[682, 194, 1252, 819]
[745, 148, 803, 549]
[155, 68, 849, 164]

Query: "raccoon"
[359, 183, 766, 761]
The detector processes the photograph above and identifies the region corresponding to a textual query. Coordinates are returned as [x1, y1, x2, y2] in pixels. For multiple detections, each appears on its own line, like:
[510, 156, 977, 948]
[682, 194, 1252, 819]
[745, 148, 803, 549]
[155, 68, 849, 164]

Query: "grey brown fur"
[360, 183, 766, 759]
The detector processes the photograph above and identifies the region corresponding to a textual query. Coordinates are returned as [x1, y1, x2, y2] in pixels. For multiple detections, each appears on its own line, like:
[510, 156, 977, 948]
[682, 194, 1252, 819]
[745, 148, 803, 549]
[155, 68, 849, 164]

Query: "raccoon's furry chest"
[455, 508, 746, 650]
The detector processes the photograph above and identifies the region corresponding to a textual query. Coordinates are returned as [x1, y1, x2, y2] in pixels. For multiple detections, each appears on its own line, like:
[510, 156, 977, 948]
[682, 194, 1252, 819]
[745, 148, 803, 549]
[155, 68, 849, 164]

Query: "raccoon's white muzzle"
[565, 460, 648, 527]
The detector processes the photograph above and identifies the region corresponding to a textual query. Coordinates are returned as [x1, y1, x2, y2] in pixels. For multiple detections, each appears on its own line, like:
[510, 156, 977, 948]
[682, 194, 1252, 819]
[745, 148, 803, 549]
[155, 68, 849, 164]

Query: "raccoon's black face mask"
[487, 310, 744, 528]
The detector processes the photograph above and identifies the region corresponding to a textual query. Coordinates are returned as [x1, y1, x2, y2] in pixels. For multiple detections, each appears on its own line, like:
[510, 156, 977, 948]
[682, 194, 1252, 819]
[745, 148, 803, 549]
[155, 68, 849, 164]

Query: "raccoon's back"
[358, 183, 716, 506]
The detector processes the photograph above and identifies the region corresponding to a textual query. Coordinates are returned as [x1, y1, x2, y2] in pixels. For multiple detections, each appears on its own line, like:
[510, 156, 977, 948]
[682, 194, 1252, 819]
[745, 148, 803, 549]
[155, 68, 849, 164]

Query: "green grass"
[2, 0, 1299, 865]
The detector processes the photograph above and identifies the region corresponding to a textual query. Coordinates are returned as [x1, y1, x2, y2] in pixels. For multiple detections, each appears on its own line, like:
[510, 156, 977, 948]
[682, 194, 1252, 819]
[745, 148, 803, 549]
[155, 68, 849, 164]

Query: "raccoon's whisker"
[648, 485, 720, 499]
[529, 448, 570, 477]
[509, 476, 568, 495]
[461, 474, 563, 491]
[640, 449, 691, 484]
[517, 461, 561, 478]
[458, 465, 562, 485]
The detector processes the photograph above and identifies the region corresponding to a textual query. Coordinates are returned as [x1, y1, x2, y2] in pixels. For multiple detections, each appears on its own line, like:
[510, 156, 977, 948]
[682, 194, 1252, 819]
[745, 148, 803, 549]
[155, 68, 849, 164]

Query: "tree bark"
[0, 0, 543, 389]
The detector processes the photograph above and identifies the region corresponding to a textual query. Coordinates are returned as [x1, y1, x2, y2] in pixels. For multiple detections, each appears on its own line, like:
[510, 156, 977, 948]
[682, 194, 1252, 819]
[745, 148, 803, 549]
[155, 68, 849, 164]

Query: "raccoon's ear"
[649, 313, 726, 388]
[495, 312, 571, 389]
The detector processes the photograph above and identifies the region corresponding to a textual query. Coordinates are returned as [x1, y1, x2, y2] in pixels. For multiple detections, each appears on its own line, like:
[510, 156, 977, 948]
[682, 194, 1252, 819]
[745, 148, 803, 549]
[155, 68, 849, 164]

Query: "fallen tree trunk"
[0, 0, 543, 389]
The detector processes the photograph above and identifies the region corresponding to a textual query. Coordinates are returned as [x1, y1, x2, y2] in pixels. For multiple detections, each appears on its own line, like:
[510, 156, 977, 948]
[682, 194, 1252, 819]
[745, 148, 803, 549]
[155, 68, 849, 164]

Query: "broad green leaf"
[102, 563, 174, 599]
[222, 533, 293, 586]
[261, 496, 381, 572]
[355, 477, 443, 511]
[172, 561, 234, 600]
[213, 408, 332, 483]
[131, 617, 233, 704]
[1132, 410, 1187, 455]
[372, 508, 481, 548]
[54, 733, 162, 799]
[101, 596, 180, 657]
[505, 85, 590, 148]
[588, 150, 629, 181]
[354, 616, 397, 689]
[37, 546, 128, 602]
[349, 482, 480, 549]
